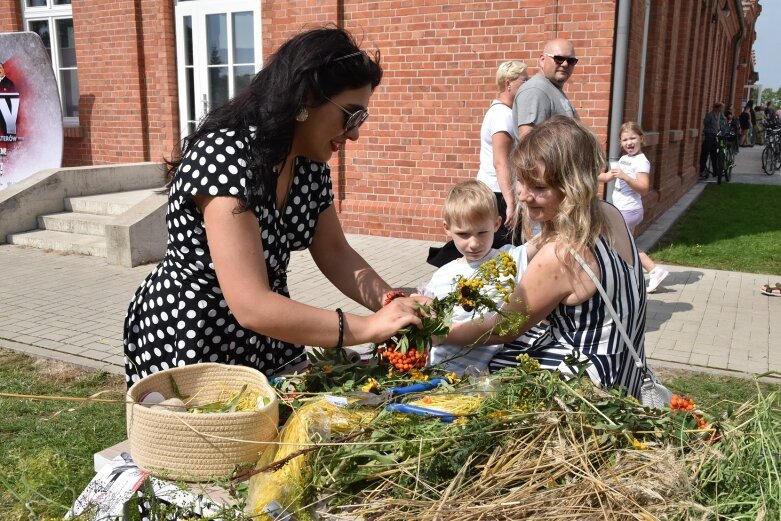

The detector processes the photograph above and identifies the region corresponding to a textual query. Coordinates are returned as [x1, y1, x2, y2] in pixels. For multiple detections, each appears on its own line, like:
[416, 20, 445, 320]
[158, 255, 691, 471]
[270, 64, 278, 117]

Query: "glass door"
[174, 0, 261, 137]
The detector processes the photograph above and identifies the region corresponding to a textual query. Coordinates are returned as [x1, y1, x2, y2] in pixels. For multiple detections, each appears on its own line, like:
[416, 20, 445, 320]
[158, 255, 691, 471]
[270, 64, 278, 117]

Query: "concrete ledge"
[668, 129, 684, 142]
[106, 192, 168, 267]
[0, 163, 165, 244]
[644, 131, 660, 146]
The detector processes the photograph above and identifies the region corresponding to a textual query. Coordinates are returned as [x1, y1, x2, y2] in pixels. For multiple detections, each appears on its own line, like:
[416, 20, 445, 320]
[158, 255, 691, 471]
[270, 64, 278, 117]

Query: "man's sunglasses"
[325, 97, 369, 133]
[544, 53, 579, 66]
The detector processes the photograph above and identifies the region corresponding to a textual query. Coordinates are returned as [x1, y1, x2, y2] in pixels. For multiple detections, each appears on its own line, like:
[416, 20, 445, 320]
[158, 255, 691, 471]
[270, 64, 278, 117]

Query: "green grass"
[658, 367, 780, 419]
[651, 184, 781, 275]
[0, 349, 126, 520]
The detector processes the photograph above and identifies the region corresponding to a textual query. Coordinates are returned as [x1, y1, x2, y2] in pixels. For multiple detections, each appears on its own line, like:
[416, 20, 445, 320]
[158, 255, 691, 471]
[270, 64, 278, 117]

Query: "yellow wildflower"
[444, 372, 460, 384]
[360, 378, 380, 393]
[407, 368, 428, 381]
[631, 437, 648, 450]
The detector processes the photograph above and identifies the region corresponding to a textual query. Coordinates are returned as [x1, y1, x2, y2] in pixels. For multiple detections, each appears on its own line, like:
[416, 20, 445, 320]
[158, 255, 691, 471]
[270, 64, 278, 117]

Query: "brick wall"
[0, 0, 21, 33]
[63, 0, 179, 167]
[264, 0, 616, 241]
[2, 0, 762, 242]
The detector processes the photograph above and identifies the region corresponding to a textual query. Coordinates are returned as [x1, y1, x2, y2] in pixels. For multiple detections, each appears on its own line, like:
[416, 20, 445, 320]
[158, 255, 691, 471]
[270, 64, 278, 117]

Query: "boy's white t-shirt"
[422, 244, 527, 375]
[476, 101, 517, 193]
[611, 152, 650, 212]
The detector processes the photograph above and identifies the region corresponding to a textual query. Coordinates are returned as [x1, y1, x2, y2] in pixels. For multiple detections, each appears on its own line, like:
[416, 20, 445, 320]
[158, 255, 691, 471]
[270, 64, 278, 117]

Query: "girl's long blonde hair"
[512, 115, 611, 269]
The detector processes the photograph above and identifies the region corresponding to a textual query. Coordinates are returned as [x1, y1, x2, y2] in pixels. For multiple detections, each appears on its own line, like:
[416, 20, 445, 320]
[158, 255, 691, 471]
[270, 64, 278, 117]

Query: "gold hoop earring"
[296, 108, 309, 122]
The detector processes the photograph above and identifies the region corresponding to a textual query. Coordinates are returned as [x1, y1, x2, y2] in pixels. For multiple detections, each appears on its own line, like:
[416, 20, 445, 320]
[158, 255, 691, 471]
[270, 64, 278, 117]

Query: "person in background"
[724, 110, 740, 156]
[598, 122, 668, 293]
[748, 101, 756, 145]
[699, 102, 725, 178]
[123, 27, 425, 388]
[739, 104, 752, 147]
[477, 60, 529, 246]
[754, 103, 766, 146]
[514, 38, 579, 142]
[764, 101, 775, 125]
[446, 116, 653, 399]
[428, 61, 529, 267]
[0, 62, 15, 92]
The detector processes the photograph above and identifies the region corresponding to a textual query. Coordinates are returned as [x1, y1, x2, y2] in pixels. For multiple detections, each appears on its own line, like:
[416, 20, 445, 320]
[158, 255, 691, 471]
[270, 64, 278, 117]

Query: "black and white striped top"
[490, 234, 648, 398]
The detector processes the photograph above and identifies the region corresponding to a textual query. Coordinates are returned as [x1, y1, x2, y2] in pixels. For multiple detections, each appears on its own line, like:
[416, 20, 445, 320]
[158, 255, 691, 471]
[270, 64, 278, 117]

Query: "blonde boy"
[423, 180, 529, 374]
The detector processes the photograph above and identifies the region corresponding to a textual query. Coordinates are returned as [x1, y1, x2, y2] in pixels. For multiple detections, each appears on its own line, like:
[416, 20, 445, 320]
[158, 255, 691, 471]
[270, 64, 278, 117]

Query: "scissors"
[350, 377, 451, 406]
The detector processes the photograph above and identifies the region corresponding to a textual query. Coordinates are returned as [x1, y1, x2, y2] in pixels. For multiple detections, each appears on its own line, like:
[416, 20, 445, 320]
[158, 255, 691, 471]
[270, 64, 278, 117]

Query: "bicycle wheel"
[775, 144, 781, 171]
[762, 146, 775, 175]
[724, 150, 732, 182]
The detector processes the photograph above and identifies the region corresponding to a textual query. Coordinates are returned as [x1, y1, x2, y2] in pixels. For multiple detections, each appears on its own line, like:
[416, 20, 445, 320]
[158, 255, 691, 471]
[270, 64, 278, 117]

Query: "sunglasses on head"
[325, 97, 369, 133]
[544, 53, 579, 66]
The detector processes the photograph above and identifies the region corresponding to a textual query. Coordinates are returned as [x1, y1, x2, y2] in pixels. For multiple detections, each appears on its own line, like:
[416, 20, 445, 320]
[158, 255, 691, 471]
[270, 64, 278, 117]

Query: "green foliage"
[309, 359, 673, 509]
[2, 346, 779, 520]
[653, 184, 781, 275]
[691, 385, 781, 519]
[761, 87, 781, 107]
[298, 347, 388, 393]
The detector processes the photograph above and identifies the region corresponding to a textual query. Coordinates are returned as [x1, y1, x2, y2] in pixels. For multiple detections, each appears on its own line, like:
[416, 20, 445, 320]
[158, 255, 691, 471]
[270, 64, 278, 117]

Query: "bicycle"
[713, 129, 735, 184]
[762, 126, 776, 175]
[772, 126, 781, 172]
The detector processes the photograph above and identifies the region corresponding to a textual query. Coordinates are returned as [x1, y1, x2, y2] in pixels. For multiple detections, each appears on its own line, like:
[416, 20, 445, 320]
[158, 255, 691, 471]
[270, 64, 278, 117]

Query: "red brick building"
[0, 0, 763, 240]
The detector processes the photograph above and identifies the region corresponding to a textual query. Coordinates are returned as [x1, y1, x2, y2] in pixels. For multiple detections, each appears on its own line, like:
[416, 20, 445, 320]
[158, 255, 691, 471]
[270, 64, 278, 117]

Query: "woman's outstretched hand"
[365, 295, 428, 344]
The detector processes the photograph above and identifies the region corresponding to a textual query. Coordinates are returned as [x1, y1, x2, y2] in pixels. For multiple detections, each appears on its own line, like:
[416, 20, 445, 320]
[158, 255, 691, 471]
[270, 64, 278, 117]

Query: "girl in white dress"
[599, 122, 668, 293]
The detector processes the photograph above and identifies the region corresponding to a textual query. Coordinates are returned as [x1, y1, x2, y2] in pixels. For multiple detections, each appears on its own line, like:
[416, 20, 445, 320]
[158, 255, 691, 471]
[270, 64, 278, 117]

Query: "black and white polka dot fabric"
[123, 128, 333, 386]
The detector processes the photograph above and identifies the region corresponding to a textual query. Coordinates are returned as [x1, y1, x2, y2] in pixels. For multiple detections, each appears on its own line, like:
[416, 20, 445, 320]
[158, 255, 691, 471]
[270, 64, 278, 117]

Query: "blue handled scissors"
[385, 403, 456, 423]
[350, 377, 450, 406]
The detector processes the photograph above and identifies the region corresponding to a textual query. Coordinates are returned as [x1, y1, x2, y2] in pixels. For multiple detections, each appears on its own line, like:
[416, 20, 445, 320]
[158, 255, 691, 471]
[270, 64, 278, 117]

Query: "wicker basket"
[126, 363, 279, 482]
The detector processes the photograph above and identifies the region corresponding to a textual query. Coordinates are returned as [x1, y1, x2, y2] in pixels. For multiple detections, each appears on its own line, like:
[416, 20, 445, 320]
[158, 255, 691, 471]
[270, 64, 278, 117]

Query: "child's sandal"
[759, 283, 781, 297]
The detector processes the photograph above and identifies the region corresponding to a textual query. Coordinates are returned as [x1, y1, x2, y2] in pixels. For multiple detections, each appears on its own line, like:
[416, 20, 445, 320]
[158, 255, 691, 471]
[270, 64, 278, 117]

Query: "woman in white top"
[476, 60, 529, 245]
[427, 61, 528, 267]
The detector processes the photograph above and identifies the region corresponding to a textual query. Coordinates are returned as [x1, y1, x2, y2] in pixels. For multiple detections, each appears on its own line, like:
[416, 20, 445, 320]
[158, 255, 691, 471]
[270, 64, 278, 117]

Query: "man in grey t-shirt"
[514, 38, 579, 141]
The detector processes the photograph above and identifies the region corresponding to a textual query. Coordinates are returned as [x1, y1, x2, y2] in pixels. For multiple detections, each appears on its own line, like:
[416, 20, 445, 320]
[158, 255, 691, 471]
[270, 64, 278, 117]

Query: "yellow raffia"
[247, 398, 373, 519]
[216, 386, 261, 412]
[409, 394, 482, 416]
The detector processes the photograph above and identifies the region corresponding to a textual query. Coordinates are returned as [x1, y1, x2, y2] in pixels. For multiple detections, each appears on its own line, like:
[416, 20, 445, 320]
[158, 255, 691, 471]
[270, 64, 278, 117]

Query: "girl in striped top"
[445, 116, 650, 398]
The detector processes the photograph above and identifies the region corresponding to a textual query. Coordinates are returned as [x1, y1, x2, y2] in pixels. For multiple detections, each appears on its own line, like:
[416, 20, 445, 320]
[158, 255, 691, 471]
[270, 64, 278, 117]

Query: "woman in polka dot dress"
[123, 27, 424, 387]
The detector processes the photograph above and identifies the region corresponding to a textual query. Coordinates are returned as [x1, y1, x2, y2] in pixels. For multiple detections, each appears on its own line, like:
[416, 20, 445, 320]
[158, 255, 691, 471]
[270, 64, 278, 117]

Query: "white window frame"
[21, 0, 79, 126]
[174, 0, 262, 138]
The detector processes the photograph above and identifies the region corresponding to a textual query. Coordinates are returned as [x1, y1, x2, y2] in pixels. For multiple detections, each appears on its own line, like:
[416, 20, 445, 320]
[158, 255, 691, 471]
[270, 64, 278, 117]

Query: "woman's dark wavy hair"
[166, 25, 382, 212]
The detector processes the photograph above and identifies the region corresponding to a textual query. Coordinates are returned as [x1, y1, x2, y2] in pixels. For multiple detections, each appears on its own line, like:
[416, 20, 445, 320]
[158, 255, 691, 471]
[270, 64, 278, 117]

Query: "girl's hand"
[609, 168, 624, 181]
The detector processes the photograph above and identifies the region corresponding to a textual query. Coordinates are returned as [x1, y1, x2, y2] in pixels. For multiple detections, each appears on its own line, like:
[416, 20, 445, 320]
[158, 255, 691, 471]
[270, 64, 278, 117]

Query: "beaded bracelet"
[335, 308, 344, 349]
[382, 289, 406, 307]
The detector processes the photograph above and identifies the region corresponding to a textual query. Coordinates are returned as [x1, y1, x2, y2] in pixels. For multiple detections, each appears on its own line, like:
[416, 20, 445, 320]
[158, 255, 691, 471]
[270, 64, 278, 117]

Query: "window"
[22, 0, 79, 125]
[174, 1, 260, 137]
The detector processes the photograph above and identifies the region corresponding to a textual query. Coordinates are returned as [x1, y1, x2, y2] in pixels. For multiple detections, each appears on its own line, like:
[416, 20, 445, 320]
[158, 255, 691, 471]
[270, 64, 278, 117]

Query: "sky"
[754, 0, 780, 90]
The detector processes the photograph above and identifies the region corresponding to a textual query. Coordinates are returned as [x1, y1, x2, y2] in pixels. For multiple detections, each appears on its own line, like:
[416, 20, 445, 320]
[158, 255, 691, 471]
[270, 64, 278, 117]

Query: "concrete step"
[7, 229, 107, 257]
[65, 188, 159, 216]
[37, 211, 115, 237]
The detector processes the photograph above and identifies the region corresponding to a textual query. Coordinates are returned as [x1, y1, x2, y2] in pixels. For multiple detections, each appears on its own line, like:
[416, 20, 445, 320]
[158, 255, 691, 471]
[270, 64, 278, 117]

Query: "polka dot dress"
[123, 129, 333, 386]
